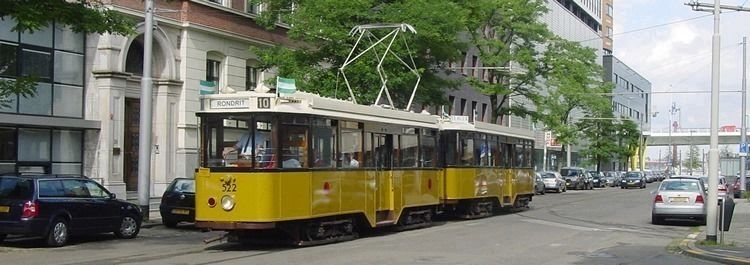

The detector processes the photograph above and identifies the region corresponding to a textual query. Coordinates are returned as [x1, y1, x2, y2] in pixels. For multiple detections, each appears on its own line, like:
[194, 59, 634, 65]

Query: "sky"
[611, 0, 750, 161]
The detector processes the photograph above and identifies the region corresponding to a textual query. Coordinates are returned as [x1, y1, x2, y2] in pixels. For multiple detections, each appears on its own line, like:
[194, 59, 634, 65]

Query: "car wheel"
[558, 187, 562, 193]
[114, 214, 141, 239]
[651, 214, 662, 225]
[162, 218, 178, 228]
[46, 218, 69, 247]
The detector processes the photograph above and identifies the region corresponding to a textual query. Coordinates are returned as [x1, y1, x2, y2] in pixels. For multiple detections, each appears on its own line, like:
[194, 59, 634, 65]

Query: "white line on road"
[520, 218, 605, 232]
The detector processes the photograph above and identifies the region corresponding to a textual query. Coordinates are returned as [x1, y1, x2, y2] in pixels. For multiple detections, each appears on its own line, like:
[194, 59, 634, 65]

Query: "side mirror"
[109, 193, 117, 200]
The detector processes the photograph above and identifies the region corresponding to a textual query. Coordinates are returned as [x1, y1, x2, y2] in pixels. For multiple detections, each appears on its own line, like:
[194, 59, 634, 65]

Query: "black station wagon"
[0, 174, 142, 247]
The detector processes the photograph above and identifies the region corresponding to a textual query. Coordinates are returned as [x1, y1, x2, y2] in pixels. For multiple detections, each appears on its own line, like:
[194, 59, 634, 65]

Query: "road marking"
[520, 218, 604, 232]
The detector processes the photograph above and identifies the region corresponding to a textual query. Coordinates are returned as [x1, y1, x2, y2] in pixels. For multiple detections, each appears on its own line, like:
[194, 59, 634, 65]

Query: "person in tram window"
[282, 149, 301, 168]
[222, 132, 267, 160]
[343, 153, 359, 168]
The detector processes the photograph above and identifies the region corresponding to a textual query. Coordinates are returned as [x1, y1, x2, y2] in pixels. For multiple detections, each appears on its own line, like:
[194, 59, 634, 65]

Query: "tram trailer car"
[194, 91, 535, 245]
[438, 120, 536, 219]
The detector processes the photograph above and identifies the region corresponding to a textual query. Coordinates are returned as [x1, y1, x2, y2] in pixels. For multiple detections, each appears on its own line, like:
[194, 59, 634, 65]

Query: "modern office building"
[602, 54, 652, 170]
[0, 20, 92, 178]
[444, 0, 604, 170]
[601, 0, 614, 54]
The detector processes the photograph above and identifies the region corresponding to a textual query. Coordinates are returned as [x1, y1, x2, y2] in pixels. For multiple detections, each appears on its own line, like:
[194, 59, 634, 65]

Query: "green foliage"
[684, 145, 701, 170]
[0, 0, 135, 103]
[251, 0, 466, 107]
[458, 0, 551, 122]
[0, 0, 135, 35]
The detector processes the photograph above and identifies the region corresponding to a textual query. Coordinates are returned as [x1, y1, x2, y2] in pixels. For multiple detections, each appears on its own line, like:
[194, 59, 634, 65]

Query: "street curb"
[141, 221, 162, 229]
[679, 232, 750, 265]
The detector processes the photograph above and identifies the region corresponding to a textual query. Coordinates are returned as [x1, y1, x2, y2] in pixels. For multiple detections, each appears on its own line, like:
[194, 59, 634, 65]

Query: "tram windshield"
[200, 114, 308, 169]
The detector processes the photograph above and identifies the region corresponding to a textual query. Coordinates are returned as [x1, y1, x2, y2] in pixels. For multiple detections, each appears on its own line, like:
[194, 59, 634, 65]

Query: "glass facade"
[0, 18, 84, 118]
[0, 18, 86, 175]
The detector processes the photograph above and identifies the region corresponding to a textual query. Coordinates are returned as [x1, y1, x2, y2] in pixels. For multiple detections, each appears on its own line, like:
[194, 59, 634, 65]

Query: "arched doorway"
[122, 34, 168, 192]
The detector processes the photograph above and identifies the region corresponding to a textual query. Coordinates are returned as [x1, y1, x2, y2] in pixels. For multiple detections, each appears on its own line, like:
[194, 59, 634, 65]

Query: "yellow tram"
[194, 91, 535, 245]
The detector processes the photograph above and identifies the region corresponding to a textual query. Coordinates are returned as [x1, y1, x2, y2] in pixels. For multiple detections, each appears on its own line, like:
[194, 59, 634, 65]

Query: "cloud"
[611, 0, 750, 158]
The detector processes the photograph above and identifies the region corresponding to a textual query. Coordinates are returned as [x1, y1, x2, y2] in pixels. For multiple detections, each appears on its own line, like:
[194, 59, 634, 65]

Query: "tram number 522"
[221, 177, 237, 192]
[258, 97, 271, 109]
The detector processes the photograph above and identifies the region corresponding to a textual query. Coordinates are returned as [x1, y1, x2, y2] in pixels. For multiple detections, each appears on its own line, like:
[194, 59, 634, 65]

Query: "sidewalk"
[126, 197, 163, 228]
[680, 198, 750, 265]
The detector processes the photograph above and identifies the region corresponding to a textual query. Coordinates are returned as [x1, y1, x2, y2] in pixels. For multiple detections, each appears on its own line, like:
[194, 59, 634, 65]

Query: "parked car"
[603, 171, 619, 187]
[643, 171, 655, 183]
[651, 178, 707, 225]
[534, 173, 546, 195]
[0, 174, 142, 247]
[698, 176, 728, 200]
[590, 171, 605, 188]
[159, 178, 196, 228]
[561, 167, 587, 190]
[620, 171, 646, 189]
[732, 176, 750, 198]
[541, 171, 566, 193]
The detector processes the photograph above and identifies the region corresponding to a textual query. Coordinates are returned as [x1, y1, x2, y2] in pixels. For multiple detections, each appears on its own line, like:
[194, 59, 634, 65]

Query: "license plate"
[670, 197, 689, 203]
[171, 209, 190, 215]
[0, 206, 8, 213]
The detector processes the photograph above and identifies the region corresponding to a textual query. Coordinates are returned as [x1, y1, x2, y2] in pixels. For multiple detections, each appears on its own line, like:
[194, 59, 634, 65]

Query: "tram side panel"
[443, 168, 504, 203]
[395, 169, 441, 209]
[196, 169, 377, 226]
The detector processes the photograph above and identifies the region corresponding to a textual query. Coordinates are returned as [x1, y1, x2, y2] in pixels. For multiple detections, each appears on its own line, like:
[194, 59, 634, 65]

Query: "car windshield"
[660, 181, 701, 192]
[542, 173, 556, 179]
[624, 173, 640, 179]
[0, 177, 33, 200]
[171, 179, 195, 193]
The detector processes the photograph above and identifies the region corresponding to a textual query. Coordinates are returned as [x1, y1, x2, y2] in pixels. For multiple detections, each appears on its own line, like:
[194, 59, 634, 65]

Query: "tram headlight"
[221, 195, 235, 211]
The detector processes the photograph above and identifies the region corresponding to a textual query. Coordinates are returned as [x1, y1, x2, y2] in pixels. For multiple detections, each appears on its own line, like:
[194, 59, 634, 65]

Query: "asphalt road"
[0, 185, 719, 265]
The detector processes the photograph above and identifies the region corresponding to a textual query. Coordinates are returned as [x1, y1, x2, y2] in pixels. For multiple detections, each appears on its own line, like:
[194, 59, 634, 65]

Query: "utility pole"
[742, 36, 748, 198]
[137, 0, 155, 220]
[684, 0, 750, 243]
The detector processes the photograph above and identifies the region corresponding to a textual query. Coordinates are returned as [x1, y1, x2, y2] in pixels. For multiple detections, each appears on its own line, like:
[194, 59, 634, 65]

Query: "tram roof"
[197, 91, 439, 128]
[439, 118, 535, 140]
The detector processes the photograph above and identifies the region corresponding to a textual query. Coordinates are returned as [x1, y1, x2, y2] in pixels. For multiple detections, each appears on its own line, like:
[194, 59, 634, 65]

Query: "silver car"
[541, 171, 566, 193]
[651, 178, 707, 225]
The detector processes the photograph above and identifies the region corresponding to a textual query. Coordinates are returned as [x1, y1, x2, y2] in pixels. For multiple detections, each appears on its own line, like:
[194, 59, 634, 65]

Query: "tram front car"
[194, 91, 442, 245]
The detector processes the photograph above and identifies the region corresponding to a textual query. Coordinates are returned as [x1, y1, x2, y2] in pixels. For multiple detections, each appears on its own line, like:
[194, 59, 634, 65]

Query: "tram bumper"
[195, 221, 276, 230]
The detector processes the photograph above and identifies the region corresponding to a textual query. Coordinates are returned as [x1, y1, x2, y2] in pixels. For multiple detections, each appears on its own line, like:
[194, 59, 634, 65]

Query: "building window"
[245, 66, 258, 91]
[247, 1, 263, 14]
[206, 59, 221, 89]
[471, 55, 478, 77]
[607, 4, 613, 17]
[460, 98, 467, 115]
[481, 103, 488, 122]
[207, 0, 225, 6]
[607, 27, 613, 37]
[448, 96, 455, 115]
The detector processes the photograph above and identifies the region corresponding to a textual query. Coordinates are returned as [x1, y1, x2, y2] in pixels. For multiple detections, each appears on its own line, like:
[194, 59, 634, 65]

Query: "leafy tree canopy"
[252, 0, 468, 108]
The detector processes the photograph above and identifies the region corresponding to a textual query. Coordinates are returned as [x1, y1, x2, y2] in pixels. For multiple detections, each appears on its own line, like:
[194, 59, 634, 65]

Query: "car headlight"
[635, 180, 640, 183]
[221, 195, 236, 211]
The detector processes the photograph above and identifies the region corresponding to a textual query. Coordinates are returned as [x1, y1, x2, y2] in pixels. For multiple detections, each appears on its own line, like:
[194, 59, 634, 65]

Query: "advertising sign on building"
[545, 131, 561, 147]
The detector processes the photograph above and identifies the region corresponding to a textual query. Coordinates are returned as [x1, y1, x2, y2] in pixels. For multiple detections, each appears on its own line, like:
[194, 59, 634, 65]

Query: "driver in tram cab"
[222, 132, 267, 160]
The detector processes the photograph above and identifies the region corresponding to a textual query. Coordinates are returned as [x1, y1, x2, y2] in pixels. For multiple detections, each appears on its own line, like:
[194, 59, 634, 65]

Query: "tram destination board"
[210, 99, 250, 109]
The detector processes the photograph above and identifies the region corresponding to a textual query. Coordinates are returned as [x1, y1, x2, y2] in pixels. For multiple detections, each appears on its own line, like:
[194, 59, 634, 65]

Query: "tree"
[613, 119, 640, 171]
[0, 0, 135, 107]
[684, 145, 701, 170]
[251, 0, 467, 108]
[535, 37, 611, 169]
[457, 0, 551, 123]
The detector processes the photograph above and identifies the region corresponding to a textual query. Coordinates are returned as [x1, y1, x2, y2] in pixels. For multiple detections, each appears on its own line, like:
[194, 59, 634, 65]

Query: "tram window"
[363, 132, 373, 167]
[420, 130, 437, 168]
[312, 119, 336, 168]
[340, 121, 362, 168]
[501, 143, 512, 168]
[444, 132, 458, 166]
[459, 133, 474, 166]
[477, 135, 489, 167]
[514, 144, 525, 168]
[254, 117, 277, 169]
[391, 135, 400, 168]
[526, 140, 534, 168]
[280, 125, 308, 168]
[399, 133, 418, 168]
[489, 138, 500, 167]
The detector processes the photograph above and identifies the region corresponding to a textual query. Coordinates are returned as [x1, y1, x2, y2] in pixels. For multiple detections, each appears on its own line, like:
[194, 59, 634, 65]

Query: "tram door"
[373, 133, 394, 222]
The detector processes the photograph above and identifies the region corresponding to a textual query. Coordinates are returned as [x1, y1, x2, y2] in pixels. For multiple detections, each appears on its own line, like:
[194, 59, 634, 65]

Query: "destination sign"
[210, 99, 249, 109]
